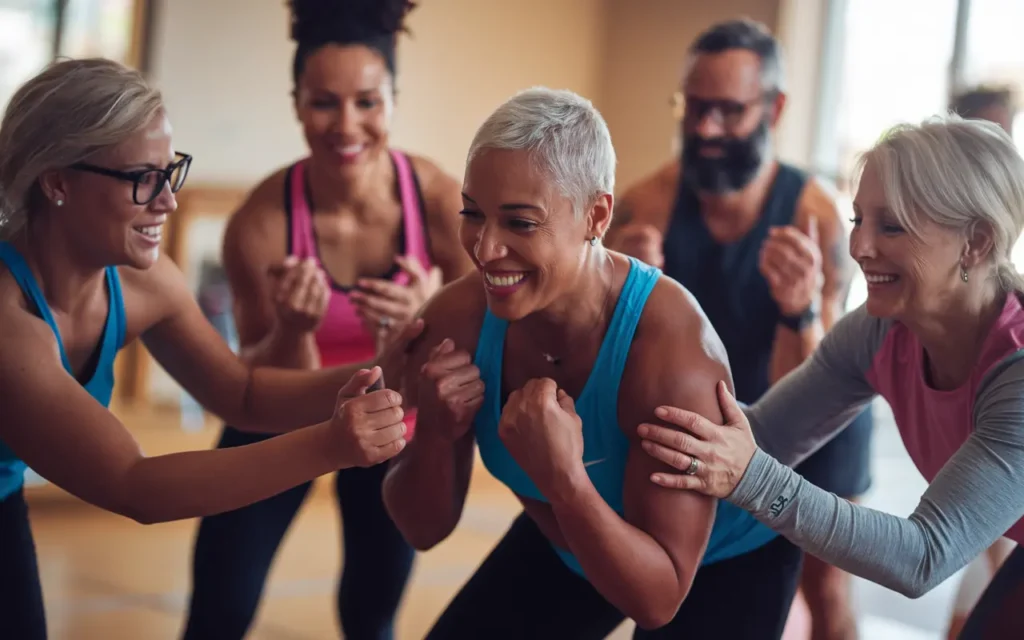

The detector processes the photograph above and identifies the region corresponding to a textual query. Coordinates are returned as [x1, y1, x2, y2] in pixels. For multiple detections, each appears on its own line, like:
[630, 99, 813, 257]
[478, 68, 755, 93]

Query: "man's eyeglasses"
[70, 152, 192, 205]
[669, 92, 771, 128]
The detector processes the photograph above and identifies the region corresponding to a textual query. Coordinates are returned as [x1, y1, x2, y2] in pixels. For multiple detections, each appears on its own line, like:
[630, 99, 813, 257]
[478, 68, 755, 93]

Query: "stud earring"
[55, 199, 64, 207]
[589, 236, 599, 246]
[961, 263, 969, 283]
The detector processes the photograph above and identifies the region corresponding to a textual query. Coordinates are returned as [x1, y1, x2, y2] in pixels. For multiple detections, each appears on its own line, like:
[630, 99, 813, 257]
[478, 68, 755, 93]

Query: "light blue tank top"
[473, 257, 778, 576]
[0, 242, 126, 500]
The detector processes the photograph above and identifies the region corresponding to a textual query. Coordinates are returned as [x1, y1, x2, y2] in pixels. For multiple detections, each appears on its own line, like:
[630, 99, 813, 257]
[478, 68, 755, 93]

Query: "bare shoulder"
[614, 160, 680, 231]
[619, 273, 731, 428]
[222, 166, 290, 260]
[415, 272, 487, 356]
[0, 271, 63, 379]
[795, 176, 844, 235]
[405, 153, 460, 209]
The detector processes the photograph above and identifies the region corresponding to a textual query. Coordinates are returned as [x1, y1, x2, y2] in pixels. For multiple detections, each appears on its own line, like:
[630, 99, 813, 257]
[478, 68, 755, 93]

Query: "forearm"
[121, 421, 338, 524]
[731, 449, 968, 598]
[241, 325, 321, 370]
[235, 361, 370, 433]
[768, 320, 823, 384]
[550, 474, 690, 629]
[383, 430, 475, 550]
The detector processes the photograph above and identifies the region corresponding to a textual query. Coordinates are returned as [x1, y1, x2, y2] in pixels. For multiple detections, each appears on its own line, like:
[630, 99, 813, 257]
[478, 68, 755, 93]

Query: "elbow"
[895, 576, 936, 600]
[629, 582, 691, 631]
[632, 601, 682, 631]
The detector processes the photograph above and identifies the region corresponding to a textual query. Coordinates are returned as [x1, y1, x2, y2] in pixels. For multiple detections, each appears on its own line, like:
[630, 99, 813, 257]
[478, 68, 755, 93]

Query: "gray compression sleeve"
[731, 308, 1024, 598]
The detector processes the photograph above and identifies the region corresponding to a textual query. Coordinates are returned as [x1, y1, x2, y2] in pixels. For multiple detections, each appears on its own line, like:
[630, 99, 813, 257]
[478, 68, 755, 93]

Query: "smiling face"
[52, 110, 179, 269]
[294, 44, 393, 176]
[459, 148, 602, 321]
[851, 158, 971, 321]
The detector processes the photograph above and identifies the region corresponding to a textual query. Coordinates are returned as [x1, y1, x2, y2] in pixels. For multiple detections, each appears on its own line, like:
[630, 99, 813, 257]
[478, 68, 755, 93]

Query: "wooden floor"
[25, 403, 638, 639]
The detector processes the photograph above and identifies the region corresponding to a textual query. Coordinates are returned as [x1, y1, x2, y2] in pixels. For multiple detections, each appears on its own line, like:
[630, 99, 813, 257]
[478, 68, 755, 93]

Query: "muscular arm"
[768, 185, 854, 383]
[549, 281, 720, 629]
[0, 309, 344, 524]
[733, 352, 1024, 598]
[221, 181, 322, 370]
[382, 276, 482, 549]
[139, 254, 367, 432]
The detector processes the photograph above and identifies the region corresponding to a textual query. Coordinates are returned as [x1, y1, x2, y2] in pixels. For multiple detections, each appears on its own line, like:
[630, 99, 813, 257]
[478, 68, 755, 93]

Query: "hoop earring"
[589, 236, 599, 246]
[961, 263, 969, 283]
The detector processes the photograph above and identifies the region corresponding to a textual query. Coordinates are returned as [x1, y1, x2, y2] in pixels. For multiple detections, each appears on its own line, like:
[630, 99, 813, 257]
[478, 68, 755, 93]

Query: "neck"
[906, 279, 1007, 390]
[522, 248, 616, 351]
[306, 152, 391, 217]
[698, 160, 778, 240]
[14, 216, 107, 313]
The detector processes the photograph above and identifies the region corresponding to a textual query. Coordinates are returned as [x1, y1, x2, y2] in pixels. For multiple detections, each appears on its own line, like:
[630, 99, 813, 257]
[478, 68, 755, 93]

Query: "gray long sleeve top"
[731, 300, 1024, 598]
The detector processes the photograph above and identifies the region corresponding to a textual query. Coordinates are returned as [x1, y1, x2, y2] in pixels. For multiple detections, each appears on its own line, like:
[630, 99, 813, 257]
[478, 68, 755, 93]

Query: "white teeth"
[135, 225, 161, 238]
[865, 274, 897, 284]
[485, 273, 526, 287]
[337, 145, 363, 155]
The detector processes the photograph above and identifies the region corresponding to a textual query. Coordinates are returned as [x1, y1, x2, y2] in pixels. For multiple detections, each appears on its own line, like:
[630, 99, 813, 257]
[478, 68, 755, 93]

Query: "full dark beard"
[681, 120, 770, 194]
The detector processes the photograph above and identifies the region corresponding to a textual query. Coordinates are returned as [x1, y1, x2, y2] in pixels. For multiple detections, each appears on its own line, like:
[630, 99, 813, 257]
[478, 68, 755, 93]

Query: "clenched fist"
[328, 367, 408, 468]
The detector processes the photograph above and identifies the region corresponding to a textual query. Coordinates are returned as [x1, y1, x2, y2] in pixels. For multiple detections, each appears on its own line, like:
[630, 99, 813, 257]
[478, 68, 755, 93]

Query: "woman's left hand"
[351, 255, 443, 338]
[499, 378, 584, 499]
[637, 380, 757, 499]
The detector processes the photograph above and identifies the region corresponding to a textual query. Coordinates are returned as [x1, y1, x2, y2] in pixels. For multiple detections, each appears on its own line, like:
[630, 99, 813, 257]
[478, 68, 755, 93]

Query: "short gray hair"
[855, 114, 1024, 292]
[467, 87, 616, 217]
[0, 58, 164, 239]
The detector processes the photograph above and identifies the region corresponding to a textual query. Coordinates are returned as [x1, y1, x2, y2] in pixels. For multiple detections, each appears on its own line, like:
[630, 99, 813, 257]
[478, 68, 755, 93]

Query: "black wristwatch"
[778, 305, 818, 332]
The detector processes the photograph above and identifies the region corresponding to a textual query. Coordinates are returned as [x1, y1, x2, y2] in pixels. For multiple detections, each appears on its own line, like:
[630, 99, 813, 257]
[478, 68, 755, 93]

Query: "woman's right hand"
[267, 256, 330, 334]
[329, 367, 408, 467]
[419, 339, 485, 440]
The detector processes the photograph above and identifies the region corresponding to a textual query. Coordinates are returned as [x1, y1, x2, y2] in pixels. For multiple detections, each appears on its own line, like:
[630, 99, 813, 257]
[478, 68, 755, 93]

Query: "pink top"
[287, 150, 431, 435]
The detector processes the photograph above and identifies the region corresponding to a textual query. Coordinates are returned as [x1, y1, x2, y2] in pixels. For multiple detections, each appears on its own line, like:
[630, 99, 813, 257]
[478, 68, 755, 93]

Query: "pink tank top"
[287, 150, 431, 435]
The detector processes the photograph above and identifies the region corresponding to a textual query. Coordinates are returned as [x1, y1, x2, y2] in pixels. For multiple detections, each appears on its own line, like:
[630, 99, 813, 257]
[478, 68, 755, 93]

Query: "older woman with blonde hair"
[637, 115, 1024, 638]
[0, 58, 417, 639]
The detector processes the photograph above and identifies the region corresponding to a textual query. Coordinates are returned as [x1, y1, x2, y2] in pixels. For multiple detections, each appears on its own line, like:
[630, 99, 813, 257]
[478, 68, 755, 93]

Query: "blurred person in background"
[608, 19, 872, 640]
[0, 57, 417, 640]
[181, 1, 473, 639]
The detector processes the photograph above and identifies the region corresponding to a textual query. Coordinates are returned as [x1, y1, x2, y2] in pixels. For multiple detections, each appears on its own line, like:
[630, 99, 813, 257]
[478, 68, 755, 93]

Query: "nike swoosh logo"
[583, 458, 607, 468]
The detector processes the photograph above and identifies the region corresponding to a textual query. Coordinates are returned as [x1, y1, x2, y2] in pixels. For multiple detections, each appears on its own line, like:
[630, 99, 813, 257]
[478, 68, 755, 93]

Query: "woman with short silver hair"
[638, 115, 1024, 638]
[0, 58, 417, 639]
[384, 87, 803, 638]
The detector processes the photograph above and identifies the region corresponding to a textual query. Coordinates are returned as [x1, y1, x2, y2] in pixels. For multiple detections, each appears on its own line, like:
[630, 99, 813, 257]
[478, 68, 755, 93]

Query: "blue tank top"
[473, 257, 777, 576]
[0, 242, 126, 500]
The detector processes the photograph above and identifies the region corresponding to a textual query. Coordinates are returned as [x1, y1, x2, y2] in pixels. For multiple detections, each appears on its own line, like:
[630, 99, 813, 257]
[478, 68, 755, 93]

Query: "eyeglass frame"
[69, 151, 193, 205]
[669, 91, 776, 129]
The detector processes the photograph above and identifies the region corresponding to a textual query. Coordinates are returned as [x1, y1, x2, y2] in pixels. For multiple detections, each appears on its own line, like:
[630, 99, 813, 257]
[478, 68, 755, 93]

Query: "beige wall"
[148, 0, 822, 193]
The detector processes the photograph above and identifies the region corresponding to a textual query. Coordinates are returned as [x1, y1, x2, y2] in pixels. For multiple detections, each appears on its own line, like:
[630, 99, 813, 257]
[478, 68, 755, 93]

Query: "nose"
[336, 101, 362, 138]
[694, 110, 726, 139]
[474, 221, 508, 264]
[848, 224, 873, 262]
[150, 179, 178, 213]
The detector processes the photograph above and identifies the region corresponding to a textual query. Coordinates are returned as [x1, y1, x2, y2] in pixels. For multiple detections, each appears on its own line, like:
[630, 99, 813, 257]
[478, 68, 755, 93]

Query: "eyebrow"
[461, 193, 543, 211]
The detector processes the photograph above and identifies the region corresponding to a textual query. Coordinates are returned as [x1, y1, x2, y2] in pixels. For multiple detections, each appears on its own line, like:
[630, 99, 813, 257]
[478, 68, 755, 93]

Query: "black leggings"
[426, 512, 803, 640]
[0, 488, 48, 640]
[182, 426, 415, 640]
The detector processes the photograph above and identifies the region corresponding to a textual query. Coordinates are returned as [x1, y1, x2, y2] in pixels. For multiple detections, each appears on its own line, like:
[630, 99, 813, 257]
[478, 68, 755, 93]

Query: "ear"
[586, 193, 614, 240]
[963, 220, 996, 268]
[37, 169, 68, 206]
[768, 90, 787, 128]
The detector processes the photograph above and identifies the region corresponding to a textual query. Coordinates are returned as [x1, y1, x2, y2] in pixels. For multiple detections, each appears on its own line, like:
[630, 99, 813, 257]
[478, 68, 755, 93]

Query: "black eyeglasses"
[70, 152, 192, 205]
